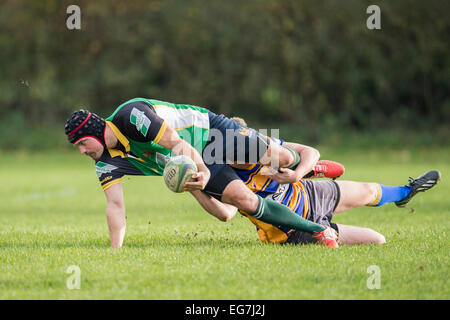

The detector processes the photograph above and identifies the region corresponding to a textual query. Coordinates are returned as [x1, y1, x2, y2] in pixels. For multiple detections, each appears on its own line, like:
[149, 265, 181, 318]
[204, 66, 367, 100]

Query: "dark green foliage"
[0, 0, 448, 148]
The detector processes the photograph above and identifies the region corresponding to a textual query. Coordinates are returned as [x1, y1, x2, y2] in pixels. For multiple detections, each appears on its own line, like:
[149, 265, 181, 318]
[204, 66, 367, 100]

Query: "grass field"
[0, 146, 448, 300]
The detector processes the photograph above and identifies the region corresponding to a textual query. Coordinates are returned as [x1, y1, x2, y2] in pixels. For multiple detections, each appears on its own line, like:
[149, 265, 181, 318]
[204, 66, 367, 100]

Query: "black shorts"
[285, 180, 341, 245]
[202, 163, 241, 201]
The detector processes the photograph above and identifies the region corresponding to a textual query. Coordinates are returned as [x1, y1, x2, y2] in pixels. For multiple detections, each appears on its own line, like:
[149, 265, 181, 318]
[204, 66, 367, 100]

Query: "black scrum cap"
[65, 109, 106, 146]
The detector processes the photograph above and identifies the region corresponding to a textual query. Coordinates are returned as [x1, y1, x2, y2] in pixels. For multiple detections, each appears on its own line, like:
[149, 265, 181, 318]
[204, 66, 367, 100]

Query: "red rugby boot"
[309, 160, 345, 179]
[313, 226, 339, 249]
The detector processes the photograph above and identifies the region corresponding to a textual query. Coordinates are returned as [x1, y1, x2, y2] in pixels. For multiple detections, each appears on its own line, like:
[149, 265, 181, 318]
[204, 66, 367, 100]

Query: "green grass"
[0, 147, 449, 300]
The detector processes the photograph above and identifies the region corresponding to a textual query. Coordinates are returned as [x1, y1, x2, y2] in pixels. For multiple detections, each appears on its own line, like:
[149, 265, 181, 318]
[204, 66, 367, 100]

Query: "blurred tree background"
[0, 0, 449, 150]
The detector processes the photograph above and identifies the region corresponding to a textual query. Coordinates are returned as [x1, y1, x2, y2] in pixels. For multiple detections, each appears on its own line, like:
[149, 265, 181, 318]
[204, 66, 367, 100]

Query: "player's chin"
[89, 152, 102, 161]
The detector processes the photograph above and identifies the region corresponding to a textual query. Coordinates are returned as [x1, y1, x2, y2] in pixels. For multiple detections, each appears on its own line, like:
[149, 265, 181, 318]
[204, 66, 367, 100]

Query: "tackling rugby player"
[194, 155, 441, 246]
[193, 116, 441, 246]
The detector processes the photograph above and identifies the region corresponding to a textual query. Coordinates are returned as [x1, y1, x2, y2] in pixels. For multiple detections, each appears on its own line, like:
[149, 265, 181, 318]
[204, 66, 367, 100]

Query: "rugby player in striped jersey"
[192, 117, 441, 246]
[194, 159, 440, 246]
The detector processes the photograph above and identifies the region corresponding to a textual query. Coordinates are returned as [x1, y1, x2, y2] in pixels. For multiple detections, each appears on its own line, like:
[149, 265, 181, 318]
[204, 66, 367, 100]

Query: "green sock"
[249, 196, 325, 234]
[283, 145, 301, 170]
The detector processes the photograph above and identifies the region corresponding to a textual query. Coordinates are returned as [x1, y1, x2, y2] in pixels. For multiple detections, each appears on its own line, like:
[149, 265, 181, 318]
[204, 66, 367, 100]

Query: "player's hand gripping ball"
[163, 155, 198, 193]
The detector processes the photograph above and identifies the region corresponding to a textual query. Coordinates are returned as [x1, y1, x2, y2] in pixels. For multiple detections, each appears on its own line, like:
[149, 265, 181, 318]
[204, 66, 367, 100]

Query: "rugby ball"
[163, 155, 198, 193]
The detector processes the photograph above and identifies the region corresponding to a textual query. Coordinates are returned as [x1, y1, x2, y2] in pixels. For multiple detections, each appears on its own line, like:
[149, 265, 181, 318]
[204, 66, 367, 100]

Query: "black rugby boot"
[395, 170, 441, 207]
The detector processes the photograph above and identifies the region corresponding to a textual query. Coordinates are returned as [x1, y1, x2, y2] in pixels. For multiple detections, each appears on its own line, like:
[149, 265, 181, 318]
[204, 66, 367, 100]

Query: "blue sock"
[369, 184, 412, 207]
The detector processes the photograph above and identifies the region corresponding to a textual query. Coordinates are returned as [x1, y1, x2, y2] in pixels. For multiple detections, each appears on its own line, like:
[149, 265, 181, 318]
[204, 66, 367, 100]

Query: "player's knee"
[366, 183, 379, 204]
[375, 233, 386, 245]
[370, 230, 386, 245]
[232, 195, 258, 213]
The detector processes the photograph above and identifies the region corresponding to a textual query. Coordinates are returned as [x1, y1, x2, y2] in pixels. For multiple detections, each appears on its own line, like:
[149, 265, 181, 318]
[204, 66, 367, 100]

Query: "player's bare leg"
[333, 181, 379, 213]
[336, 224, 386, 245]
[221, 180, 259, 213]
[332, 171, 441, 245]
[328, 181, 386, 245]
[334, 170, 440, 214]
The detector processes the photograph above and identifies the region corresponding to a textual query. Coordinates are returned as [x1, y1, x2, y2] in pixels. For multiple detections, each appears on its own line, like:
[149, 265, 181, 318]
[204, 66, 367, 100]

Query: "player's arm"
[104, 182, 126, 248]
[286, 141, 320, 179]
[272, 142, 320, 184]
[189, 190, 237, 222]
[158, 125, 211, 191]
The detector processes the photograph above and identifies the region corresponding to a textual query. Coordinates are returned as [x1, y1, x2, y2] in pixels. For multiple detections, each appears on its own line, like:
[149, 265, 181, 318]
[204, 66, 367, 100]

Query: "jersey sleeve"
[110, 100, 167, 143]
[95, 151, 145, 191]
[95, 161, 124, 191]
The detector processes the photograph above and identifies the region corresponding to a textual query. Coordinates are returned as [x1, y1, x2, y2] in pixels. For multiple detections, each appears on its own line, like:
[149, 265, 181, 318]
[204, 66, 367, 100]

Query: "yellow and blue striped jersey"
[233, 164, 308, 243]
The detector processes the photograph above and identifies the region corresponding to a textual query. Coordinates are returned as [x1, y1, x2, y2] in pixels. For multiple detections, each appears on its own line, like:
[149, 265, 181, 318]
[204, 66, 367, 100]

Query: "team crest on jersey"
[130, 107, 151, 136]
[95, 161, 118, 177]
